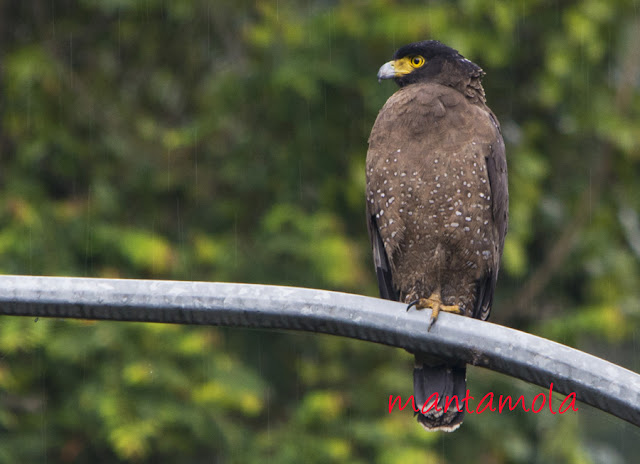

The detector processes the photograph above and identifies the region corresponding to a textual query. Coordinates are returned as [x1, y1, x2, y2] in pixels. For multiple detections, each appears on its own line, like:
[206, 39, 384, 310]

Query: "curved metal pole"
[0, 275, 638, 426]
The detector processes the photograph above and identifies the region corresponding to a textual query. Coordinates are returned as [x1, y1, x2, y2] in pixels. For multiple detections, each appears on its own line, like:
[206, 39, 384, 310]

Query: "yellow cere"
[393, 55, 426, 75]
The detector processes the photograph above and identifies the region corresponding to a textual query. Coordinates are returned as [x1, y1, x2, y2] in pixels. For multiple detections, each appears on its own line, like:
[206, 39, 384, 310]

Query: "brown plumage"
[366, 41, 508, 431]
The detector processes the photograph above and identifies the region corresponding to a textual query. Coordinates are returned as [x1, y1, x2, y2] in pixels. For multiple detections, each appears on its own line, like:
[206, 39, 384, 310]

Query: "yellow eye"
[410, 55, 425, 68]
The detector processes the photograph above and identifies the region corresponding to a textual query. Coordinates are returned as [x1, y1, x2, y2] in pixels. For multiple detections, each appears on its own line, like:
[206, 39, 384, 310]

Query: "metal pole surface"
[0, 275, 638, 426]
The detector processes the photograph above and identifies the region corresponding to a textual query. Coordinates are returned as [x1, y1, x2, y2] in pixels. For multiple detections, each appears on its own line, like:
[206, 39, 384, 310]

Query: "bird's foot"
[407, 294, 461, 331]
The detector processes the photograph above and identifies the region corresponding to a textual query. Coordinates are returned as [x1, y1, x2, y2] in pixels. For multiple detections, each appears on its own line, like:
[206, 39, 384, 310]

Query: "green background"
[1, 0, 639, 462]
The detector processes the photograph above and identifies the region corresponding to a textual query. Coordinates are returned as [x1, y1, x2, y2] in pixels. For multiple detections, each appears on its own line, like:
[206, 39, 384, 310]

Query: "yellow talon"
[407, 291, 462, 331]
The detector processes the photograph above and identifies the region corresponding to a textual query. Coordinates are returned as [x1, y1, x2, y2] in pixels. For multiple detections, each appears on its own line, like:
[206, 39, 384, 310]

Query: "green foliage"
[1, 0, 639, 462]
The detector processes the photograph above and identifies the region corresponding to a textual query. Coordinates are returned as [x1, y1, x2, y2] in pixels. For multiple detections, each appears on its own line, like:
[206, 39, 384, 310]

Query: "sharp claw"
[406, 299, 420, 312]
[427, 307, 439, 332]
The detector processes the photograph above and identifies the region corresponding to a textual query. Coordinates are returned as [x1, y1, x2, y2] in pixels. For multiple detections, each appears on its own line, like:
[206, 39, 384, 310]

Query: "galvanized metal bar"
[0, 275, 638, 426]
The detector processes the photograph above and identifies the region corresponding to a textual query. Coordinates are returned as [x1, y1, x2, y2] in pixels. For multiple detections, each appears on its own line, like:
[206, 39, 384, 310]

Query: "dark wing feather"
[474, 113, 508, 320]
[487, 113, 509, 254]
[367, 214, 398, 301]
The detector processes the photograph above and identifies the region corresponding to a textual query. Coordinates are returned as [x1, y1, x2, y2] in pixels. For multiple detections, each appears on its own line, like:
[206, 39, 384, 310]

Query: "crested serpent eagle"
[366, 41, 508, 431]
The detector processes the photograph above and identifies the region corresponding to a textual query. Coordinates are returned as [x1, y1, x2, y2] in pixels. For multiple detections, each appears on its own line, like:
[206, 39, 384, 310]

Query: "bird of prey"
[366, 40, 508, 431]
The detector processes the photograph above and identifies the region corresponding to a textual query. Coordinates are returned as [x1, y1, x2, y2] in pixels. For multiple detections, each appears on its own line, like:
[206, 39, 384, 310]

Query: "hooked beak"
[377, 61, 396, 82]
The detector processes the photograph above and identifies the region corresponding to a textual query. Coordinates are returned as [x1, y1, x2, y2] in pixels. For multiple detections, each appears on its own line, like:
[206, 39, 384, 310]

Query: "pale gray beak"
[377, 61, 396, 82]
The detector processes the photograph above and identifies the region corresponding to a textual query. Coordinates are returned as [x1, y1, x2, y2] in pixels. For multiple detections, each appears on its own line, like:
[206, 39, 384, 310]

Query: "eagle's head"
[377, 40, 484, 88]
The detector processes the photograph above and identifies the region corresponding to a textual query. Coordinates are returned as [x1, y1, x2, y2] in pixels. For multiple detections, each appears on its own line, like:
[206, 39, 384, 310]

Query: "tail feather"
[413, 356, 466, 432]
